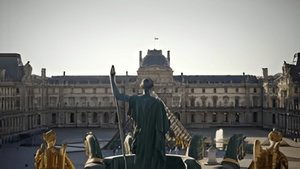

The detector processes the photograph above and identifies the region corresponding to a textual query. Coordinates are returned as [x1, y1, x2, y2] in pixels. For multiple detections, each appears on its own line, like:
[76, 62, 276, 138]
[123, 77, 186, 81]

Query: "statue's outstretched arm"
[110, 65, 130, 102]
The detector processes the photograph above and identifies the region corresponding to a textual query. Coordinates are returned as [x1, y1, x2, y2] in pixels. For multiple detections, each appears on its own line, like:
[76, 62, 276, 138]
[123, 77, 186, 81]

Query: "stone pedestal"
[205, 145, 219, 165]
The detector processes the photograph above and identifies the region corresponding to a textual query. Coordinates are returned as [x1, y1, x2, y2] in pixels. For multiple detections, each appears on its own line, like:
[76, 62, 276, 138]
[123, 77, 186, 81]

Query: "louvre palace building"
[0, 50, 300, 143]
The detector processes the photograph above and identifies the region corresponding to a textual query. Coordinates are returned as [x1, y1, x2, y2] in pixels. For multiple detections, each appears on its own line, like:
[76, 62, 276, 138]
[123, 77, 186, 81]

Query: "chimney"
[295, 53, 300, 66]
[41, 68, 46, 78]
[139, 51, 142, 67]
[167, 50, 170, 66]
[262, 68, 268, 79]
[63, 71, 66, 76]
[181, 72, 184, 83]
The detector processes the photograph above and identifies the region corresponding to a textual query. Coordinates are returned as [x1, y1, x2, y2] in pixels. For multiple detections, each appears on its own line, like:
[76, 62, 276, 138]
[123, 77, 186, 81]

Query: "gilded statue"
[34, 130, 75, 169]
[248, 130, 288, 169]
[84, 132, 105, 169]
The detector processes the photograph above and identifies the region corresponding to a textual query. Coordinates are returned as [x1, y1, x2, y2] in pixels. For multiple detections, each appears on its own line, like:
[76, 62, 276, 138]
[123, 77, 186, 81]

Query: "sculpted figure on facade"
[22, 61, 32, 81]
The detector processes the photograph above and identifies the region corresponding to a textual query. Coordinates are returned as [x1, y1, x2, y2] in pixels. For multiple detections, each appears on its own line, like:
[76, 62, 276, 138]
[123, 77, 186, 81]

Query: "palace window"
[224, 113, 228, 122]
[70, 113, 75, 123]
[212, 113, 217, 122]
[115, 113, 118, 123]
[104, 112, 109, 123]
[253, 112, 257, 123]
[224, 87, 228, 93]
[202, 112, 207, 122]
[294, 99, 299, 110]
[202, 88, 205, 93]
[272, 114, 276, 124]
[175, 112, 181, 121]
[81, 113, 86, 123]
[236, 88, 239, 93]
[175, 88, 178, 93]
[214, 88, 217, 93]
[253, 88, 257, 93]
[93, 112, 98, 123]
[235, 97, 240, 107]
[37, 115, 41, 125]
[190, 97, 195, 107]
[51, 113, 56, 124]
[295, 87, 298, 94]
[191, 88, 194, 93]
[213, 96, 218, 107]
[272, 99, 277, 108]
[191, 114, 195, 123]
[235, 113, 240, 123]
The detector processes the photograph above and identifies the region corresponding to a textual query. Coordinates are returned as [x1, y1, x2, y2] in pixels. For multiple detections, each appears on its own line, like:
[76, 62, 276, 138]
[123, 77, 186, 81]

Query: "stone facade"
[0, 50, 299, 143]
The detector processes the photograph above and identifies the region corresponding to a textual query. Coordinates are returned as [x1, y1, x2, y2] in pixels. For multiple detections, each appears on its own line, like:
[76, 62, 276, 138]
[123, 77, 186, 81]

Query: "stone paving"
[0, 127, 299, 169]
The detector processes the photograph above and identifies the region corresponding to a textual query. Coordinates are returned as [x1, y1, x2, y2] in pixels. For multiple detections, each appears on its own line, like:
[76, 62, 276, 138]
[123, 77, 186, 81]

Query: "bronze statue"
[34, 130, 75, 169]
[84, 132, 105, 169]
[248, 130, 288, 169]
[220, 134, 247, 169]
[110, 65, 170, 169]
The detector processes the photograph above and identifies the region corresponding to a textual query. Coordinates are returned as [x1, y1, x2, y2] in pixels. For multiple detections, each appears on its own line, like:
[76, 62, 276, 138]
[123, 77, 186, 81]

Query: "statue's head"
[43, 130, 56, 147]
[268, 130, 282, 142]
[140, 78, 154, 90]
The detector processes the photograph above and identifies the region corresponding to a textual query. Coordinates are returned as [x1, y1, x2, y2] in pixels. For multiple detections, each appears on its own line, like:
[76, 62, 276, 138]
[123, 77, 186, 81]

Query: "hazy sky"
[0, 0, 299, 76]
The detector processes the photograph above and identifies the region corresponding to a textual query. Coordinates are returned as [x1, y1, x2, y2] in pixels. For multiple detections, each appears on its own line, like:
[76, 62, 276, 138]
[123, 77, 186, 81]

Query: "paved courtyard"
[0, 127, 299, 169]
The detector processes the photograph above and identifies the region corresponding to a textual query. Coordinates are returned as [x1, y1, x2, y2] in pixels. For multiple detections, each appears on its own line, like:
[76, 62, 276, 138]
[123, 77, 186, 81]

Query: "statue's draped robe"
[129, 95, 170, 169]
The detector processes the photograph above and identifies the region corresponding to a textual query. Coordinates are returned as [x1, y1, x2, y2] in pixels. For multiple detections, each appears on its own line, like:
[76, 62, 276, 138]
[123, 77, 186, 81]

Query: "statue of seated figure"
[34, 130, 75, 169]
[249, 130, 288, 169]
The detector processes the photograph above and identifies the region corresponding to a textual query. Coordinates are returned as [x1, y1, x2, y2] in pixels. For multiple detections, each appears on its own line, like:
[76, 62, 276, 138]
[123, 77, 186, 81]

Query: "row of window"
[188, 87, 258, 94]
[0, 87, 19, 95]
[189, 112, 258, 123]
[51, 112, 112, 124]
[46, 88, 111, 94]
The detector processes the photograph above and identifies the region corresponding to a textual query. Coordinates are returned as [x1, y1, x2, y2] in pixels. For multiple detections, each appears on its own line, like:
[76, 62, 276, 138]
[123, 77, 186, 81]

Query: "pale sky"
[0, 0, 299, 76]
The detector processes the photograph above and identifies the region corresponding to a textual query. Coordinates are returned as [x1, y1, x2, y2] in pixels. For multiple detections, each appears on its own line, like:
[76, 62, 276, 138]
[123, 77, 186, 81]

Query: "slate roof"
[0, 53, 24, 81]
[173, 75, 259, 84]
[141, 49, 169, 67]
[48, 75, 259, 85]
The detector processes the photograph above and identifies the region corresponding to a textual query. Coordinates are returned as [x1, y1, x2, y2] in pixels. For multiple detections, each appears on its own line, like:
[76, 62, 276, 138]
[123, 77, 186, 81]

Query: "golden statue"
[248, 130, 288, 169]
[34, 130, 75, 169]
